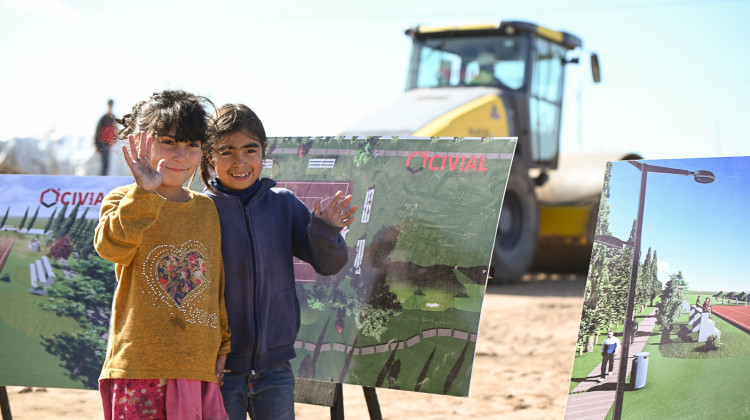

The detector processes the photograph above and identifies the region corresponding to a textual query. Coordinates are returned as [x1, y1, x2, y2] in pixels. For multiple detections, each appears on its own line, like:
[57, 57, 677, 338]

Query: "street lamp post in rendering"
[612, 161, 716, 420]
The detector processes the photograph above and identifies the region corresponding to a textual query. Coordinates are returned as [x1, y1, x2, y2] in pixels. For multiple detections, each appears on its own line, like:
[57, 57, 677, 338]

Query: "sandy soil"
[2, 274, 585, 419]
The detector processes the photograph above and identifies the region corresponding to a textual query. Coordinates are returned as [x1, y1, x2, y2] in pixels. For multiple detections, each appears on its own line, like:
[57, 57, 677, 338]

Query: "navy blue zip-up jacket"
[204, 178, 348, 373]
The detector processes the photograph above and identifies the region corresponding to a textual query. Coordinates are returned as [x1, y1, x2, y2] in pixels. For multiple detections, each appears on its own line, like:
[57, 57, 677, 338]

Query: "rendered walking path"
[563, 309, 657, 420]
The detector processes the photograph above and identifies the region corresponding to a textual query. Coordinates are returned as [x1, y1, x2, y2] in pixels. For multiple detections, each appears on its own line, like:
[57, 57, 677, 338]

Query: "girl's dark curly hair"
[201, 103, 267, 190]
[116, 90, 214, 145]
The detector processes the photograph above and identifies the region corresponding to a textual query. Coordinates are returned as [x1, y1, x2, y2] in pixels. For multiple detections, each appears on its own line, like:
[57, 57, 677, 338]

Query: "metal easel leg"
[362, 386, 382, 420]
[0, 386, 12, 420]
[330, 382, 344, 420]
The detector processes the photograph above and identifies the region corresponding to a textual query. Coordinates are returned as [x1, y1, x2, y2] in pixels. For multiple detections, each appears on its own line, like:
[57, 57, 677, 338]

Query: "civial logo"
[40, 188, 106, 208]
[405, 151, 489, 174]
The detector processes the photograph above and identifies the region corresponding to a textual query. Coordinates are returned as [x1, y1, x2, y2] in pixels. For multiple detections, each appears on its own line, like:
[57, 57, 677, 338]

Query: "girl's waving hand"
[123, 131, 164, 192]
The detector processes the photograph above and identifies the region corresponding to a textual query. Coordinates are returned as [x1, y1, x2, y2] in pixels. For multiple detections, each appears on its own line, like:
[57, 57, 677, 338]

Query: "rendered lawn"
[0, 233, 85, 388]
[296, 300, 481, 395]
[315, 335, 475, 394]
[610, 311, 750, 418]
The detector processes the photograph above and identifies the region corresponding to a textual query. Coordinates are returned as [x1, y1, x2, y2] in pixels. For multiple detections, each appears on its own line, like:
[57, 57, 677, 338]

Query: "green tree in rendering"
[577, 163, 632, 352]
[656, 271, 687, 342]
[354, 142, 374, 167]
[648, 250, 662, 306]
[26, 205, 40, 231]
[635, 248, 653, 313]
[43, 208, 57, 234]
[58, 203, 81, 238]
[39, 256, 115, 388]
[18, 206, 29, 232]
[580, 253, 633, 352]
[0, 206, 8, 230]
[67, 207, 96, 260]
[51, 204, 69, 237]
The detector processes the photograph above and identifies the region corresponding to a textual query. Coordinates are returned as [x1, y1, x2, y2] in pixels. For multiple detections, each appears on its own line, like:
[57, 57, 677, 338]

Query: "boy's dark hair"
[117, 90, 213, 145]
[201, 103, 267, 189]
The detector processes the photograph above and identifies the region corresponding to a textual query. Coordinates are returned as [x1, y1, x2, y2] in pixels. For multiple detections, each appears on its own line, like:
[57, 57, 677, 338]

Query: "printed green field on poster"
[0, 135, 515, 397]
[565, 157, 750, 419]
[0, 175, 132, 389]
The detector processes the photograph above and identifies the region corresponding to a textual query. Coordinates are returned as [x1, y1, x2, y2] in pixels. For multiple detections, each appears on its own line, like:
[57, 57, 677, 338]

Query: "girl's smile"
[213, 130, 266, 191]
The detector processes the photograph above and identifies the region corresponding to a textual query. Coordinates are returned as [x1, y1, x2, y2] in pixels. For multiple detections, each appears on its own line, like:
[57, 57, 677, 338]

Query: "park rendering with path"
[565, 295, 750, 419]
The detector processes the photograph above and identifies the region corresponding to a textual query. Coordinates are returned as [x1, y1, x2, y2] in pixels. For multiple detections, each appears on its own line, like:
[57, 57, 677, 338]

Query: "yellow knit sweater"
[95, 184, 231, 383]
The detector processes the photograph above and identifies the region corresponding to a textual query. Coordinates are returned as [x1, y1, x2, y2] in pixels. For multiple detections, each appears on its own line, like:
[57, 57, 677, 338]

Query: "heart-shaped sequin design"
[156, 251, 207, 306]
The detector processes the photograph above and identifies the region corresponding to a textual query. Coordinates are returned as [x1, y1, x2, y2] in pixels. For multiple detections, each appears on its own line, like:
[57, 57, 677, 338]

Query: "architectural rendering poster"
[0, 175, 132, 389]
[274, 136, 513, 397]
[0, 136, 515, 396]
[564, 157, 750, 419]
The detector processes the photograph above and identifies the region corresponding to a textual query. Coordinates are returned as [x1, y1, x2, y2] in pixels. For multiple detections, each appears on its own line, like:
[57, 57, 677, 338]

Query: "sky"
[607, 157, 750, 293]
[1, 0, 749, 162]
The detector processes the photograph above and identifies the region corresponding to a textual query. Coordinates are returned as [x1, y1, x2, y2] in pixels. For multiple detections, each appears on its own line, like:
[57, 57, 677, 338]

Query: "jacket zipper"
[241, 198, 260, 374]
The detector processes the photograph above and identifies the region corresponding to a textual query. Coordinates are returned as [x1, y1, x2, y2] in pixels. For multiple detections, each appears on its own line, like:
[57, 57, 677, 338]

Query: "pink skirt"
[100, 378, 228, 419]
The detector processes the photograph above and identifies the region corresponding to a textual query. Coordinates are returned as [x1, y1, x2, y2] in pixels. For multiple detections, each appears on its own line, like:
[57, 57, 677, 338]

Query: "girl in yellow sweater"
[95, 90, 230, 419]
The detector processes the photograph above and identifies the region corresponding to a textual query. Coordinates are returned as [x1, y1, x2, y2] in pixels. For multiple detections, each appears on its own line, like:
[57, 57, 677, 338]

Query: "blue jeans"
[221, 362, 296, 420]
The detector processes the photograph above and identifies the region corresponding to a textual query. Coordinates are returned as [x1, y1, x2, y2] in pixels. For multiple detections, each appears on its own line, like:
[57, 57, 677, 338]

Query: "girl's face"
[149, 125, 202, 193]
[213, 130, 266, 191]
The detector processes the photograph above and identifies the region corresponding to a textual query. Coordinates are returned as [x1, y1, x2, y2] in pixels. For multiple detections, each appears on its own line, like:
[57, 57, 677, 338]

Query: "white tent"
[0, 136, 130, 176]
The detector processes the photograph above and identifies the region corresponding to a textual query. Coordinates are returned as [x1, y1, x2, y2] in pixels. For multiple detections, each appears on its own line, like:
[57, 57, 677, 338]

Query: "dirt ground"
[2, 274, 586, 420]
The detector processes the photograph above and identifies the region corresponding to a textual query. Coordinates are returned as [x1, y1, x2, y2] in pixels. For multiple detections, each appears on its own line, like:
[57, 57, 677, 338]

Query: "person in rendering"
[200, 103, 357, 420]
[627, 317, 639, 345]
[94, 90, 230, 419]
[696, 295, 701, 307]
[703, 297, 713, 319]
[94, 99, 117, 176]
[599, 330, 621, 382]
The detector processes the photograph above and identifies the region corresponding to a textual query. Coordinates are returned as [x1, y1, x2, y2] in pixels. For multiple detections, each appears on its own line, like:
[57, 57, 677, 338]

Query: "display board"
[0, 175, 132, 389]
[0, 136, 515, 397]
[565, 157, 750, 419]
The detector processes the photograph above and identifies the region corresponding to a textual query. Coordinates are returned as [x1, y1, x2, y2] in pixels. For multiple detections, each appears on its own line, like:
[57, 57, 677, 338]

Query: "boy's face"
[147, 125, 202, 191]
[213, 130, 266, 191]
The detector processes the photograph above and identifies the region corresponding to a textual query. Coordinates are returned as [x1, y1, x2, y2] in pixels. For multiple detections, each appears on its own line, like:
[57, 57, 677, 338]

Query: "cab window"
[529, 36, 566, 166]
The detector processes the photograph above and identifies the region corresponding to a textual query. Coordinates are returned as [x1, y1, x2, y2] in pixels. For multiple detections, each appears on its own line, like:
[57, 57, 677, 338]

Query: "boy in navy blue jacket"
[201, 103, 357, 420]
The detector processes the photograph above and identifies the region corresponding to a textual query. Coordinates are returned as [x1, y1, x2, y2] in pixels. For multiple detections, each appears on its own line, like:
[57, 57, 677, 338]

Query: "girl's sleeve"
[217, 256, 232, 354]
[94, 185, 166, 267]
[291, 195, 349, 276]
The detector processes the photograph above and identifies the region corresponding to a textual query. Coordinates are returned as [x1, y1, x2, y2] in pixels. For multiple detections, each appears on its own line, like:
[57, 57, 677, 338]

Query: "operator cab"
[404, 21, 599, 170]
